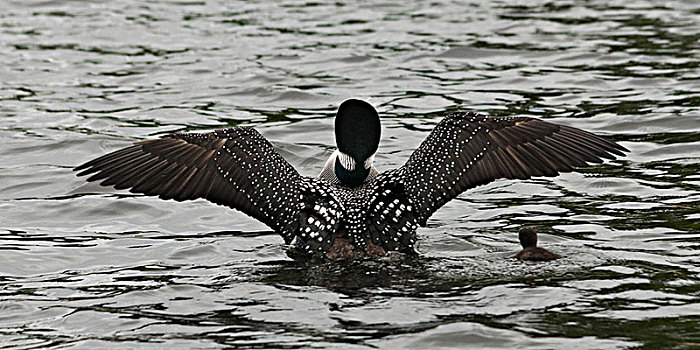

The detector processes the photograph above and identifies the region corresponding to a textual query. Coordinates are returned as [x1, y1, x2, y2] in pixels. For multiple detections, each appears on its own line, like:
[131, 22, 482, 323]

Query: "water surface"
[1, 0, 699, 349]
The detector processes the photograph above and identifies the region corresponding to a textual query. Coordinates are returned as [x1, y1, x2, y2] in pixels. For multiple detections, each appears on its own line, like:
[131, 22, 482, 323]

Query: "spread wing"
[391, 112, 627, 225]
[75, 128, 343, 255]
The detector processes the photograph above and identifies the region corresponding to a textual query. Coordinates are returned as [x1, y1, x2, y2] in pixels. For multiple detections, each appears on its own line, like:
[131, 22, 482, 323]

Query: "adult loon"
[75, 99, 627, 261]
[514, 228, 560, 261]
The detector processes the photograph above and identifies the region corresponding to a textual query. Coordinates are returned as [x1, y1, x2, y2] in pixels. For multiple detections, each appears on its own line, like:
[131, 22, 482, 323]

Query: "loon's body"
[75, 99, 626, 261]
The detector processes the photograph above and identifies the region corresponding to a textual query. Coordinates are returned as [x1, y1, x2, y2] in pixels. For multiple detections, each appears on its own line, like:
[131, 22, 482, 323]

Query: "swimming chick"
[515, 228, 560, 261]
[75, 99, 626, 261]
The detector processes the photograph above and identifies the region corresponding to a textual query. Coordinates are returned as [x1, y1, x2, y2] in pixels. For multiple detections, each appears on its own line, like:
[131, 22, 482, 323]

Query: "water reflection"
[0, 0, 698, 349]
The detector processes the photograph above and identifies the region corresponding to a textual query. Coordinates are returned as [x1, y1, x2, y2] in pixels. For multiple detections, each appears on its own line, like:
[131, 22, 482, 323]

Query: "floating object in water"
[515, 228, 560, 261]
[75, 99, 626, 261]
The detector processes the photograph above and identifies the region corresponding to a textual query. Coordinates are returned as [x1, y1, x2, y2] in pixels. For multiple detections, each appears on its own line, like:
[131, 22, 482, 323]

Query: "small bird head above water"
[333, 99, 381, 187]
[515, 228, 560, 261]
[519, 228, 538, 248]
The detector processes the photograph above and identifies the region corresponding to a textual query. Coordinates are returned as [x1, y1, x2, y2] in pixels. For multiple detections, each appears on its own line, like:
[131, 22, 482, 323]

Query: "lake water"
[1, 0, 699, 349]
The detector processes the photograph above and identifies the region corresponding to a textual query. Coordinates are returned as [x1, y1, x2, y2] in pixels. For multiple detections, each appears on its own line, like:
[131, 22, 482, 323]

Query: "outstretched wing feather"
[75, 128, 342, 249]
[394, 113, 627, 225]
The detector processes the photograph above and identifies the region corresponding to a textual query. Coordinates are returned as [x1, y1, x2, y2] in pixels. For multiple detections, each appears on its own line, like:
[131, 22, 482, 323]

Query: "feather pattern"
[393, 112, 627, 225]
[76, 128, 342, 254]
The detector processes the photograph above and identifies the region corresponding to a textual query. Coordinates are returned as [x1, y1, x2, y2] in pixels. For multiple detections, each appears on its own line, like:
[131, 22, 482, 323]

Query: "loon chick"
[514, 228, 560, 261]
[75, 99, 627, 261]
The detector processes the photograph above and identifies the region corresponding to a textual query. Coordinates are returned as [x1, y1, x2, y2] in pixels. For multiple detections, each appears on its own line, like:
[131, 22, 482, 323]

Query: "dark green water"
[1, 1, 699, 349]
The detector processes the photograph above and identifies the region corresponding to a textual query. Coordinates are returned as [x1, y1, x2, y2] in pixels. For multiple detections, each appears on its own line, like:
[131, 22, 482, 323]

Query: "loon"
[514, 228, 560, 261]
[75, 99, 627, 261]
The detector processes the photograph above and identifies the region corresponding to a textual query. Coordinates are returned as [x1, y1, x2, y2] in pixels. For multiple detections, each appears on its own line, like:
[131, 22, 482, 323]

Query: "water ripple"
[0, 0, 698, 349]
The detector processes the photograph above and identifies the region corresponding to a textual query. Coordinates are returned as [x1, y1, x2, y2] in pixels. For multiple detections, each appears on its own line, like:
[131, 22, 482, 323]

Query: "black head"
[335, 99, 380, 163]
[519, 228, 538, 248]
[334, 99, 380, 187]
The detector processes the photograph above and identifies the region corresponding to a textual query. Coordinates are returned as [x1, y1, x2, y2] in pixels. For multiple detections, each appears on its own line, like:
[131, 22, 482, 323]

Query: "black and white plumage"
[75, 99, 627, 260]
